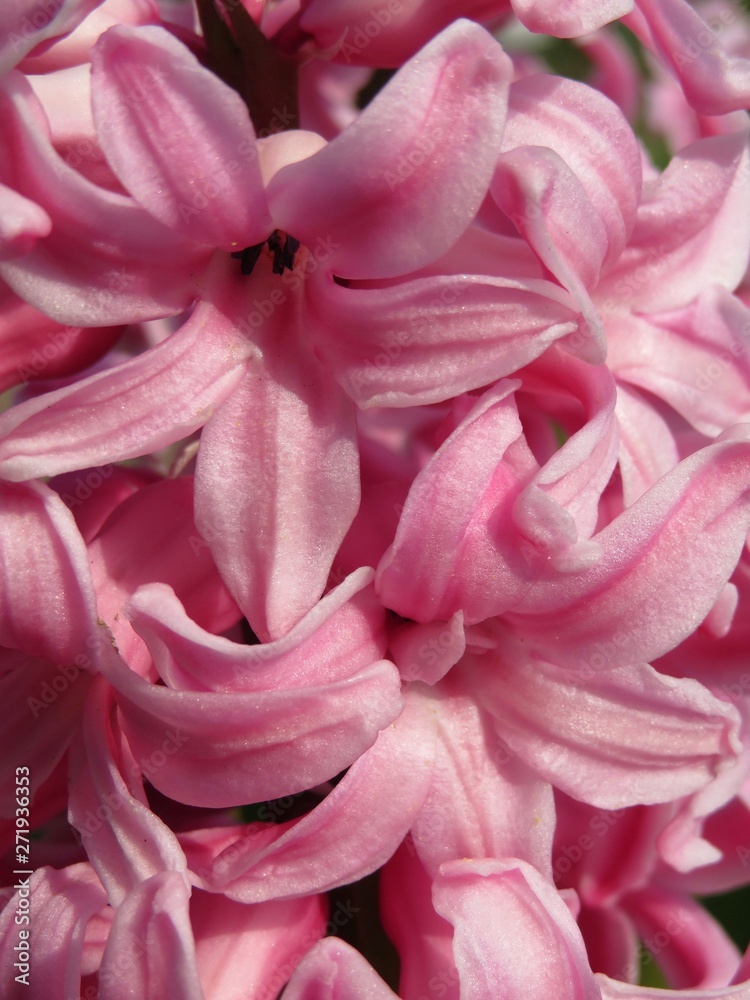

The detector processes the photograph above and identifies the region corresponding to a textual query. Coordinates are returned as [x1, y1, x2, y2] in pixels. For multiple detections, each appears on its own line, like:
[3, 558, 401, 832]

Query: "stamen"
[231, 243, 264, 275]
[232, 231, 301, 277]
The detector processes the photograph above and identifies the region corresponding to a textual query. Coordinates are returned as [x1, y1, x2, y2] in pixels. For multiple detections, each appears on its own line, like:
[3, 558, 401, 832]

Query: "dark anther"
[280, 235, 300, 271]
[267, 230, 284, 274]
[267, 230, 301, 275]
[231, 242, 264, 275]
[233, 231, 301, 277]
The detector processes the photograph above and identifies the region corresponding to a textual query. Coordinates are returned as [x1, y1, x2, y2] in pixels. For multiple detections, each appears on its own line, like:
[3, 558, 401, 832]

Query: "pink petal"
[91, 25, 271, 250]
[577, 904, 639, 984]
[0, 0, 105, 73]
[196, 687, 436, 901]
[0, 71, 210, 325]
[127, 568, 384, 693]
[195, 264, 359, 640]
[0, 864, 107, 999]
[580, 29, 641, 122]
[52, 464, 152, 544]
[381, 844, 459, 1000]
[267, 20, 512, 279]
[631, 0, 750, 114]
[512, 347, 619, 556]
[89, 476, 240, 669]
[0, 182, 51, 260]
[598, 973, 750, 998]
[376, 380, 545, 624]
[0, 479, 99, 662]
[190, 891, 327, 1000]
[0, 256, 254, 481]
[68, 677, 187, 905]
[433, 857, 601, 1000]
[658, 794, 750, 896]
[376, 352, 616, 616]
[653, 738, 750, 875]
[614, 382, 680, 506]
[0, 281, 122, 393]
[623, 887, 740, 989]
[598, 131, 750, 314]
[507, 428, 750, 670]
[504, 74, 642, 270]
[469, 650, 741, 809]
[0, 652, 91, 815]
[28, 61, 125, 192]
[18, 0, 160, 73]
[492, 145, 607, 361]
[511, 0, 632, 37]
[98, 872, 204, 1000]
[610, 289, 750, 438]
[283, 938, 399, 1000]
[388, 612, 466, 686]
[409, 672, 555, 880]
[102, 588, 403, 807]
[297, 60, 369, 140]
[552, 795, 669, 908]
[293, 0, 504, 66]
[308, 272, 580, 408]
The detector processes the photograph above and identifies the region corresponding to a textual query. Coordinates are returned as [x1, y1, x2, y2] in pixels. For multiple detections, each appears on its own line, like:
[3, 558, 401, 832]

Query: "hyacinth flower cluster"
[3, 0, 750, 997]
